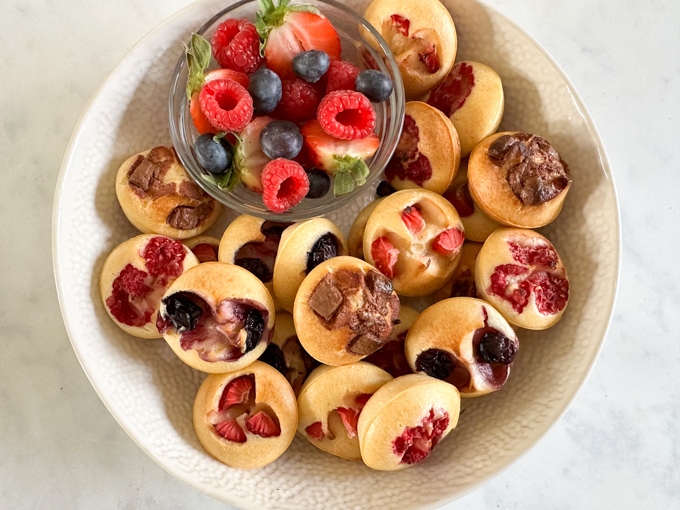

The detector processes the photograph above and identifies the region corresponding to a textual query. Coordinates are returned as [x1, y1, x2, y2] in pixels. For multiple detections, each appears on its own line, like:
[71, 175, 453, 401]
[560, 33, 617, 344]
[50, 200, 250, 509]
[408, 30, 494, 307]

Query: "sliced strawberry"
[401, 205, 425, 236]
[246, 410, 281, 438]
[305, 421, 325, 440]
[301, 119, 379, 174]
[432, 228, 465, 256]
[371, 236, 399, 279]
[214, 418, 247, 443]
[258, 2, 341, 80]
[219, 374, 255, 410]
[234, 116, 276, 193]
[335, 407, 361, 439]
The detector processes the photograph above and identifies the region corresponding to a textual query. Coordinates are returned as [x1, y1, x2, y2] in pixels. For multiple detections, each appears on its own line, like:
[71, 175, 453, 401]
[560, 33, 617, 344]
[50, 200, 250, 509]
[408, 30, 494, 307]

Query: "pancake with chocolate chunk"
[115, 146, 222, 239]
[293, 256, 401, 366]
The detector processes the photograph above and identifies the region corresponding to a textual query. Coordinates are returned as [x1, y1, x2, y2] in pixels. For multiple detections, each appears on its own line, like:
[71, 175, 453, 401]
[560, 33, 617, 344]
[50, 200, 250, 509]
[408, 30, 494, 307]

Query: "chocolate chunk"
[127, 146, 175, 194]
[488, 133, 571, 205]
[333, 268, 362, 291]
[347, 333, 383, 356]
[166, 202, 214, 230]
[309, 276, 344, 320]
[179, 180, 204, 200]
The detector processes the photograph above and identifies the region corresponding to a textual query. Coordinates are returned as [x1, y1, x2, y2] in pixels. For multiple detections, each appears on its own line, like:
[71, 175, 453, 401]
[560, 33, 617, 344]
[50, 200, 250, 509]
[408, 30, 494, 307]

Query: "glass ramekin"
[168, 0, 405, 221]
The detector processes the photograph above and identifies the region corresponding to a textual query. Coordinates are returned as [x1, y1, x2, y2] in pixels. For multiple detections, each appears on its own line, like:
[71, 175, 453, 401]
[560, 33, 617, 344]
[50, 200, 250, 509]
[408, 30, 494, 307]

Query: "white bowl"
[53, 0, 620, 508]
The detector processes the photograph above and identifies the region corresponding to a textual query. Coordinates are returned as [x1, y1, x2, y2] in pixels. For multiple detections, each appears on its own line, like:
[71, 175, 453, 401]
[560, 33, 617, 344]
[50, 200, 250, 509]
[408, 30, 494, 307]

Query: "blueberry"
[259, 120, 303, 160]
[244, 308, 265, 352]
[306, 169, 331, 199]
[478, 331, 517, 364]
[162, 293, 202, 333]
[248, 68, 282, 115]
[306, 233, 339, 273]
[355, 69, 393, 102]
[415, 349, 454, 380]
[292, 50, 330, 83]
[194, 134, 231, 175]
[259, 343, 287, 375]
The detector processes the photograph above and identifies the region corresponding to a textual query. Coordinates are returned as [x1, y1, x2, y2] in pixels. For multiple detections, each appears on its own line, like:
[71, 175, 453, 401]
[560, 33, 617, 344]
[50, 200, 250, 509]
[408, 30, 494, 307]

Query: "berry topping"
[477, 330, 518, 364]
[305, 421, 325, 440]
[385, 114, 432, 186]
[106, 264, 153, 327]
[336, 407, 360, 438]
[199, 78, 254, 132]
[376, 180, 396, 197]
[317, 90, 377, 140]
[443, 181, 475, 217]
[220, 374, 256, 409]
[259, 120, 303, 160]
[401, 205, 425, 236]
[306, 233, 340, 273]
[162, 292, 203, 333]
[371, 236, 399, 279]
[261, 158, 310, 213]
[355, 69, 393, 102]
[432, 228, 465, 256]
[415, 349, 454, 380]
[248, 68, 283, 115]
[246, 410, 282, 438]
[325, 59, 360, 94]
[142, 236, 187, 279]
[211, 18, 263, 73]
[260, 343, 287, 374]
[426, 61, 475, 116]
[305, 169, 331, 199]
[292, 49, 331, 83]
[215, 419, 247, 443]
[392, 408, 449, 465]
[190, 243, 219, 263]
[244, 308, 265, 352]
[273, 78, 322, 122]
[194, 133, 233, 175]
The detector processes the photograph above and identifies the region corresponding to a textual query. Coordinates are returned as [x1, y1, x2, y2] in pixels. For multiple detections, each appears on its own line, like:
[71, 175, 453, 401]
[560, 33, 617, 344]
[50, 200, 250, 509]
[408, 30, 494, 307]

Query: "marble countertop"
[1, 0, 678, 508]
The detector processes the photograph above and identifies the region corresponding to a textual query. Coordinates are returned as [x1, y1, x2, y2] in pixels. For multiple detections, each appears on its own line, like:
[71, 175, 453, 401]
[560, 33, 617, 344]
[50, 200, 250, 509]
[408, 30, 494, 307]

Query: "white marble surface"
[1, 0, 678, 508]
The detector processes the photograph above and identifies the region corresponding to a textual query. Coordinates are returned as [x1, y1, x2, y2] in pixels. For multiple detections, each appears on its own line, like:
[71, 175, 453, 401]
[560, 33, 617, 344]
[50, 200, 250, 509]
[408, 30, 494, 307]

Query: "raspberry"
[261, 158, 310, 213]
[211, 19, 263, 74]
[317, 90, 376, 140]
[142, 236, 186, 279]
[325, 60, 360, 94]
[199, 78, 253, 132]
[273, 79, 322, 122]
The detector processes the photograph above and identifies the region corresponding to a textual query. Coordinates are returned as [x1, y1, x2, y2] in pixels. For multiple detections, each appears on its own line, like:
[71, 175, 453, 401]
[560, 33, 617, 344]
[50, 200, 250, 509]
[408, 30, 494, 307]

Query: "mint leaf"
[185, 33, 212, 99]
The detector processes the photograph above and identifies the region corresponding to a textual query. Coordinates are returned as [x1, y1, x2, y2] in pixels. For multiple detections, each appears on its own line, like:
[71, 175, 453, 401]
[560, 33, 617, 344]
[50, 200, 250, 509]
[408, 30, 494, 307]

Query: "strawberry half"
[432, 228, 465, 256]
[233, 116, 276, 193]
[402, 205, 425, 236]
[219, 374, 255, 410]
[371, 236, 399, 279]
[256, 0, 341, 80]
[214, 418, 247, 443]
[301, 119, 379, 195]
[305, 421, 326, 440]
[246, 409, 282, 438]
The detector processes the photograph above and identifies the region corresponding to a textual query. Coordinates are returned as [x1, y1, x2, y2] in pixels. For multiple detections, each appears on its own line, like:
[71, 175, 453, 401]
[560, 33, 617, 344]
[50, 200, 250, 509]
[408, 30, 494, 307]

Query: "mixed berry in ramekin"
[169, 0, 405, 219]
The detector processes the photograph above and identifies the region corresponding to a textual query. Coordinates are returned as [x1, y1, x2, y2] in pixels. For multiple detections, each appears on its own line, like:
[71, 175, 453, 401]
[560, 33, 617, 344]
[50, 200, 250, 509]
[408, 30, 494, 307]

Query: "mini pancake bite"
[425, 61, 505, 157]
[293, 256, 401, 366]
[443, 160, 502, 243]
[363, 305, 420, 378]
[363, 189, 465, 296]
[357, 373, 460, 471]
[431, 241, 483, 302]
[258, 311, 319, 396]
[347, 198, 383, 259]
[183, 235, 220, 263]
[467, 132, 573, 228]
[157, 262, 275, 373]
[297, 362, 393, 460]
[99, 234, 199, 338]
[115, 146, 222, 239]
[384, 101, 460, 194]
[475, 228, 570, 330]
[272, 217, 347, 313]
[405, 297, 519, 397]
[193, 361, 297, 469]
[363, 0, 457, 100]
[218, 214, 292, 305]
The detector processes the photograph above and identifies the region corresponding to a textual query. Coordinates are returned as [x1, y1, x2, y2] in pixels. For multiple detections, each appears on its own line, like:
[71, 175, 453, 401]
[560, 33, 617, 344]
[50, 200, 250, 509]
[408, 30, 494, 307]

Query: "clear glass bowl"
[168, 0, 405, 221]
